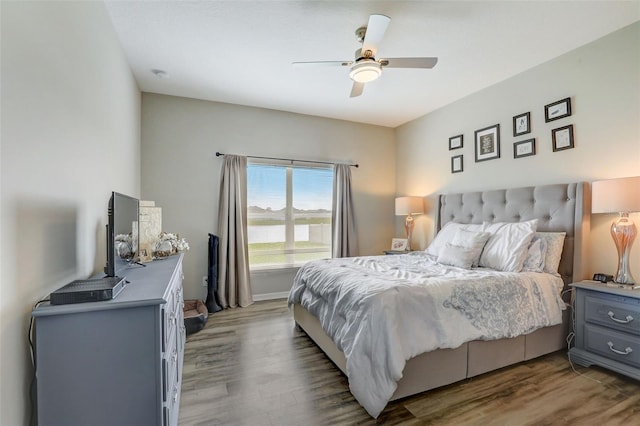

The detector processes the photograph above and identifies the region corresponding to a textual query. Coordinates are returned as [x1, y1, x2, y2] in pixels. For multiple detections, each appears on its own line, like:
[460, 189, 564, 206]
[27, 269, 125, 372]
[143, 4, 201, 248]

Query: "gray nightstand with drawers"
[569, 280, 640, 380]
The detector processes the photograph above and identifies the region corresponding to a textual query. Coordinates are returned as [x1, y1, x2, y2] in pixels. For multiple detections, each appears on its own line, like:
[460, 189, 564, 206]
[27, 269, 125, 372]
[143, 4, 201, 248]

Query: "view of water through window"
[247, 164, 333, 268]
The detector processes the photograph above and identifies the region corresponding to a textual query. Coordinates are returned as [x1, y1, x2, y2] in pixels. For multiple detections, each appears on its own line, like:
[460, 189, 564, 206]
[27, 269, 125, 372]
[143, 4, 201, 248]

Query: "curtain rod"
[215, 152, 358, 168]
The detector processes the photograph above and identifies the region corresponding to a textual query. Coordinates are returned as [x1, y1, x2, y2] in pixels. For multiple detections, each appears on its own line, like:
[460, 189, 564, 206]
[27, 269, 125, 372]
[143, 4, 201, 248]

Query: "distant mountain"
[248, 205, 267, 214]
[248, 206, 330, 214]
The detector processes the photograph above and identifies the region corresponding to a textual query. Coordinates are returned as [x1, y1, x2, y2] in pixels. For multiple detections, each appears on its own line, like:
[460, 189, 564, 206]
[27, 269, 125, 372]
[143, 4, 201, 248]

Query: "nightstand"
[383, 250, 410, 255]
[569, 280, 640, 380]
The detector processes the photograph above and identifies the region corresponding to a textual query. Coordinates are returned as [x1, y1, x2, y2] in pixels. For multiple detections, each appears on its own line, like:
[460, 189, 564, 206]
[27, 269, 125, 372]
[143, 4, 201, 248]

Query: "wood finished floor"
[179, 299, 640, 425]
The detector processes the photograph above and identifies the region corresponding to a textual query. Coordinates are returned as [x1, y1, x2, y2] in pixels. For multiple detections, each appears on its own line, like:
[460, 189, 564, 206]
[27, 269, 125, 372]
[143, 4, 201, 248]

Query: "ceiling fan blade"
[292, 61, 352, 67]
[361, 14, 390, 57]
[350, 82, 364, 98]
[380, 57, 438, 69]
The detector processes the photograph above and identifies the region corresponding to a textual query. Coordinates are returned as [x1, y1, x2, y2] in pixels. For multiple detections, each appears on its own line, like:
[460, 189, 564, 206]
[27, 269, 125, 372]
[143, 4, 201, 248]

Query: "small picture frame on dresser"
[391, 238, 408, 251]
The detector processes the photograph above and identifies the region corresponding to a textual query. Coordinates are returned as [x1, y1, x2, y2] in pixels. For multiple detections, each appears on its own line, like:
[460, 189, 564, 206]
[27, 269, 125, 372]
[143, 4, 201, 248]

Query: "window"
[247, 163, 333, 269]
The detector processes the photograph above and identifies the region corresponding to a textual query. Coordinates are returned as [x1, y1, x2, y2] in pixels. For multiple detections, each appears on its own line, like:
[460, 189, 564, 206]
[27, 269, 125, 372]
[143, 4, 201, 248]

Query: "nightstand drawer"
[585, 325, 640, 368]
[584, 293, 640, 336]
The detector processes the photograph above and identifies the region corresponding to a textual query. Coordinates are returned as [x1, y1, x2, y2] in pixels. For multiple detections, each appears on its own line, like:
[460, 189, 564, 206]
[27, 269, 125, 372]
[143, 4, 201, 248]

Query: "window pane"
[292, 167, 332, 264]
[247, 165, 286, 266]
[247, 163, 332, 269]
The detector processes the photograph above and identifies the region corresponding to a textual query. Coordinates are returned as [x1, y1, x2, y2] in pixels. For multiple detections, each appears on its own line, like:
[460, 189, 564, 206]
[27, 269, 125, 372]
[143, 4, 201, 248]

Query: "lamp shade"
[592, 176, 640, 214]
[395, 196, 424, 216]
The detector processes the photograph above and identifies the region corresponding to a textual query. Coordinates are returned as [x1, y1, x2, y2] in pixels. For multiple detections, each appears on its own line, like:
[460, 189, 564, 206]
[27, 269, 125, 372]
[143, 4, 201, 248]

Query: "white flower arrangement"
[153, 232, 190, 257]
[115, 233, 135, 259]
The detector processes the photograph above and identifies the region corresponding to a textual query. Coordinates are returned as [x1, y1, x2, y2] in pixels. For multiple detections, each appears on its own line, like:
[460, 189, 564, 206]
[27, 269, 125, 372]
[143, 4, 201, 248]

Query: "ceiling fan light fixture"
[349, 61, 382, 83]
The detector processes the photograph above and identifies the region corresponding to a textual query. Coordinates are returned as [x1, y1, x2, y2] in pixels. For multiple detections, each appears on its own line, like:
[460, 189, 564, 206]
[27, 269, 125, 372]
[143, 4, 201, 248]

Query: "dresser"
[32, 254, 185, 426]
[569, 280, 640, 380]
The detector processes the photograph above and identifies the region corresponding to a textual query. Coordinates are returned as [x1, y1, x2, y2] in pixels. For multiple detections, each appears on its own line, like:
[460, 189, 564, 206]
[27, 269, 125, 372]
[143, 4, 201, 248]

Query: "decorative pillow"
[479, 220, 538, 272]
[437, 243, 477, 269]
[522, 236, 547, 272]
[425, 222, 483, 257]
[536, 231, 566, 275]
[450, 228, 491, 267]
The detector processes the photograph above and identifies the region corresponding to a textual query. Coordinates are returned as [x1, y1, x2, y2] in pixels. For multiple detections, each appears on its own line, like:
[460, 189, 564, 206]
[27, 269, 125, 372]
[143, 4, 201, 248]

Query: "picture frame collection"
[449, 96, 575, 173]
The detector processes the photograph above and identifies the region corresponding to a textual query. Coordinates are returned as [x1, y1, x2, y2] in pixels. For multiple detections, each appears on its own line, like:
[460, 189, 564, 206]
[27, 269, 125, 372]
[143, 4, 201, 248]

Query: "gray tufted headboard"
[435, 182, 590, 285]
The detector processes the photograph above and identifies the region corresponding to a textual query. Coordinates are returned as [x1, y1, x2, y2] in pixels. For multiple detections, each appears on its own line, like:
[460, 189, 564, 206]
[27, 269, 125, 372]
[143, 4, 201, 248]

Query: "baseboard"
[252, 291, 289, 301]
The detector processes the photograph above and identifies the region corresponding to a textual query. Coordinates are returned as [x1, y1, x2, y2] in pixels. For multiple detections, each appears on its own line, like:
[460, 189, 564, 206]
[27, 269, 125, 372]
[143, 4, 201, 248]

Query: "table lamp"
[395, 196, 424, 251]
[591, 176, 640, 286]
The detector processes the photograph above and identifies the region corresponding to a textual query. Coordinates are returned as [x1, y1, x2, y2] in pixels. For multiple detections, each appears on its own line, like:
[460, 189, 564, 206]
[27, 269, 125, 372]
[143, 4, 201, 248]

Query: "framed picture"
[139, 243, 153, 263]
[451, 154, 463, 173]
[552, 124, 575, 151]
[513, 112, 530, 136]
[449, 134, 463, 150]
[545, 97, 571, 122]
[513, 138, 536, 159]
[391, 238, 408, 251]
[474, 124, 500, 162]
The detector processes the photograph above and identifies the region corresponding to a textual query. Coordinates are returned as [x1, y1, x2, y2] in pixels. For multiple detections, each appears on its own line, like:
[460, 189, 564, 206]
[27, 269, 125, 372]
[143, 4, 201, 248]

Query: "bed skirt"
[293, 303, 569, 401]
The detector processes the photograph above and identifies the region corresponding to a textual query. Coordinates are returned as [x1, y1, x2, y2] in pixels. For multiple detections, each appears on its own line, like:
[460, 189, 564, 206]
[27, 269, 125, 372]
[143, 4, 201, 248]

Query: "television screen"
[104, 192, 139, 278]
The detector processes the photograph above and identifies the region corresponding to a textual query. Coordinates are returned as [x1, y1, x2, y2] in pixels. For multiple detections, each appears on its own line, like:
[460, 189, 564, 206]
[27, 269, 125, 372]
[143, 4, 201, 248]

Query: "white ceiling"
[104, 1, 639, 128]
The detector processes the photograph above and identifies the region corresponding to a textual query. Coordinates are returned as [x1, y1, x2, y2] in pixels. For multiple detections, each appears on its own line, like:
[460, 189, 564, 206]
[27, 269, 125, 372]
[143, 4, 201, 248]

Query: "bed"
[288, 182, 590, 418]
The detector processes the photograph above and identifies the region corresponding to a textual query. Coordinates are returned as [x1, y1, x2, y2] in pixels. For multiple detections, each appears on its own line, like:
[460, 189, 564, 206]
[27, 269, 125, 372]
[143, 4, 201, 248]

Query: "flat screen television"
[104, 192, 140, 278]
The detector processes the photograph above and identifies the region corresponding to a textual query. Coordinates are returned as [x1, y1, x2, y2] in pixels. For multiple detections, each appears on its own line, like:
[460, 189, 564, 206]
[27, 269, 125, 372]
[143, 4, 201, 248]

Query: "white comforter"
[287, 252, 565, 418]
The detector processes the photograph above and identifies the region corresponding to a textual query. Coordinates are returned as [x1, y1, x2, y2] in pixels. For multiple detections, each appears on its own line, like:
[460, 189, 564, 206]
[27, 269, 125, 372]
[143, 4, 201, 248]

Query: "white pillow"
[536, 232, 566, 275]
[425, 222, 483, 257]
[450, 228, 491, 267]
[522, 236, 547, 272]
[479, 220, 538, 272]
[437, 243, 477, 269]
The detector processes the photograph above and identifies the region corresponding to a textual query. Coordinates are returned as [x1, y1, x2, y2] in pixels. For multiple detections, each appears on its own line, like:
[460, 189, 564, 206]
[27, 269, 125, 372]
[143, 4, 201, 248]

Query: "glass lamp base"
[404, 214, 415, 251]
[611, 212, 637, 285]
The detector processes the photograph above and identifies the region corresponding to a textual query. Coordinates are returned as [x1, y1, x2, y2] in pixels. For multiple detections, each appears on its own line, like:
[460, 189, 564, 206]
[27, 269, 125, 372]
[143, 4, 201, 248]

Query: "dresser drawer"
[585, 325, 640, 368]
[584, 293, 640, 336]
[163, 380, 180, 426]
[162, 329, 179, 403]
[163, 306, 177, 354]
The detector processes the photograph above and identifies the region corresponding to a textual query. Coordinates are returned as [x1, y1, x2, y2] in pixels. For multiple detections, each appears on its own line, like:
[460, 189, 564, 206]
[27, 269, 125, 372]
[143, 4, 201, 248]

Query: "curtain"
[217, 154, 253, 308]
[332, 164, 358, 257]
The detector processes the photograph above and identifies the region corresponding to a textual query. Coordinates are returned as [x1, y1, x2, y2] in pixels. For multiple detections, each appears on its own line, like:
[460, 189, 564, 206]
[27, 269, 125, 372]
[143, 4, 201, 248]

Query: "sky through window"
[247, 164, 333, 210]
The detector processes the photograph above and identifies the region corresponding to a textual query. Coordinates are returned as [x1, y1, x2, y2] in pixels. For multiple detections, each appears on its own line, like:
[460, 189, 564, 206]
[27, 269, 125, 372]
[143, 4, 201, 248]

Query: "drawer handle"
[607, 311, 634, 324]
[607, 341, 633, 356]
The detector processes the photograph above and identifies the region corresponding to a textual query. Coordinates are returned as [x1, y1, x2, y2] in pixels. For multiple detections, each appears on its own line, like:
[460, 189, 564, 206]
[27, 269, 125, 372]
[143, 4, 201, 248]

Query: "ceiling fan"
[292, 14, 438, 98]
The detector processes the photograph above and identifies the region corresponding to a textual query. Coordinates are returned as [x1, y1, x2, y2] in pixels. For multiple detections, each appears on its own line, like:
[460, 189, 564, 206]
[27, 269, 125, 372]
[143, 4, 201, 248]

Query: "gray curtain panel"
[217, 154, 253, 308]
[332, 164, 358, 258]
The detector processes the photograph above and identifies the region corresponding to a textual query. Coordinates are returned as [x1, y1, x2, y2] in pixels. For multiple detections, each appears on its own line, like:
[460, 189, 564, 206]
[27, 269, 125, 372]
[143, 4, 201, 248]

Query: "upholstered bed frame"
[293, 182, 590, 404]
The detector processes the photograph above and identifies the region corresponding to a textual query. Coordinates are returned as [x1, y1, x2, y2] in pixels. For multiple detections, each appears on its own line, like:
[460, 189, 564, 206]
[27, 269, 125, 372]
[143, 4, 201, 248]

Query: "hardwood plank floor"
[179, 299, 640, 425]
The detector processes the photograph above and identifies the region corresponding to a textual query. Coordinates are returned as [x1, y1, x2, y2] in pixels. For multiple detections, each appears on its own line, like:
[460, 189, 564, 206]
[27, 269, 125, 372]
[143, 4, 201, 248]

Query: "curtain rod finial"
[216, 152, 224, 157]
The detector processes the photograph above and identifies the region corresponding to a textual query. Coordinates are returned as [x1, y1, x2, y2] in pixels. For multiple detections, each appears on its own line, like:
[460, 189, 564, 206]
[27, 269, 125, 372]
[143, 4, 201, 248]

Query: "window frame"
[246, 160, 333, 270]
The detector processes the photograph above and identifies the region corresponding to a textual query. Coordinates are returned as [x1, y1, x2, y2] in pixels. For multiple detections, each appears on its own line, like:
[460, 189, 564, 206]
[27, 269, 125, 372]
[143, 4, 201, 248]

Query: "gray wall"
[395, 22, 640, 280]
[0, 2, 140, 424]
[140, 93, 396, 300]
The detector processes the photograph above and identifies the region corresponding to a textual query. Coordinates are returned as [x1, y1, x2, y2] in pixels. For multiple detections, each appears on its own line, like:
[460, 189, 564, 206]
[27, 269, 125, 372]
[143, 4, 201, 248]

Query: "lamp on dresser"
[395, 196, 424, 251]
[591, 176, 640, 286]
